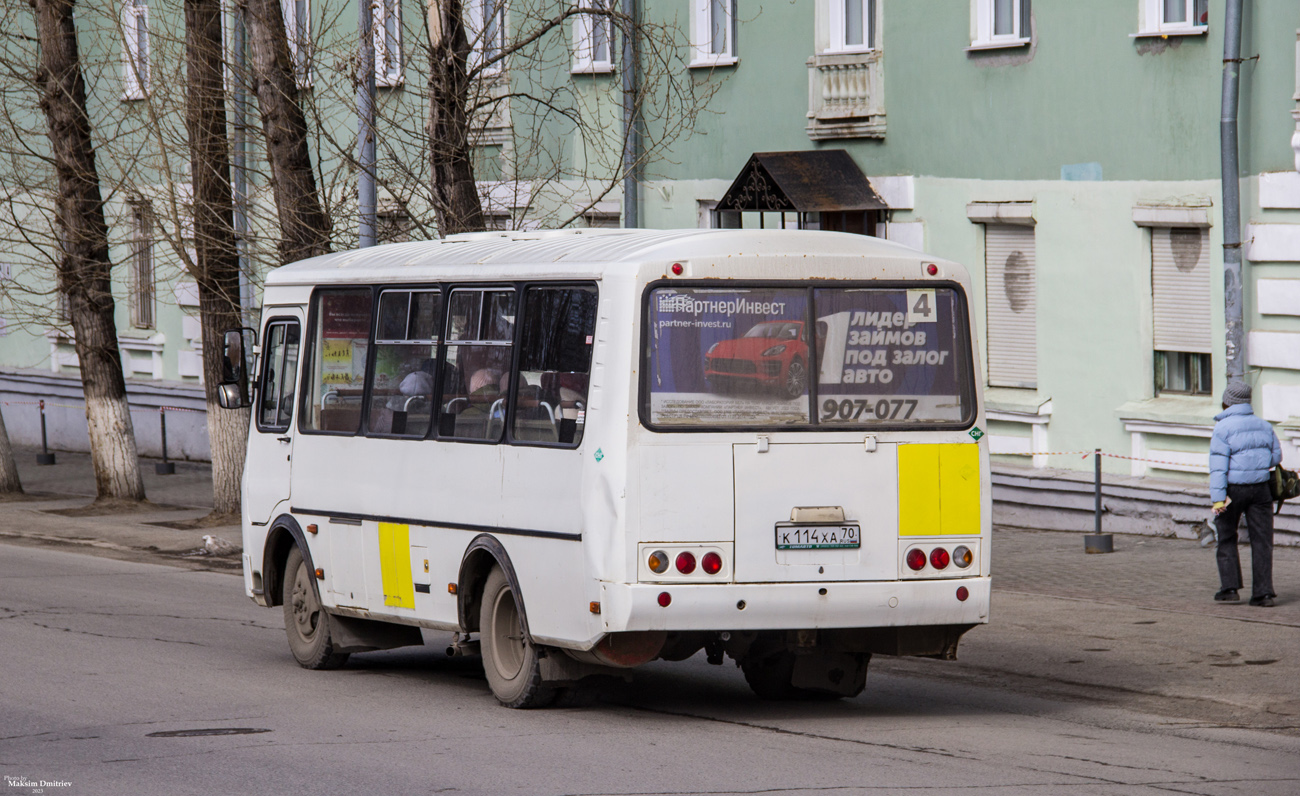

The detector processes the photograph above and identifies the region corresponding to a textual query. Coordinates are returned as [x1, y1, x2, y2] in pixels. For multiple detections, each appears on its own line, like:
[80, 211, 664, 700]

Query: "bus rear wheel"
[282, 546, 349, 670]
[480, 566, 555, 708]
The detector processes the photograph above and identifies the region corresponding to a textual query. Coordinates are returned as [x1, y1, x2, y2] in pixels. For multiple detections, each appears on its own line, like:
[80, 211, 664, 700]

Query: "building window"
[691, 0, 736, 66]
[1137, 0, 1208, 36]
[122, 0, 150, 99]
[374, 0, 402, 86]
[377, 209, 415, 243]
[828, 0, 874, 53]
[1151, 226, 1211, 395]
[468, 0, 507, 74]
[1155, 351, 1211, 395]
[983, 224, 1037, 389]
[130, 204, 155, 330]
[573, 0, 613, 73]
[970, 0, 1030, 49]
[283, 0, 312, 87]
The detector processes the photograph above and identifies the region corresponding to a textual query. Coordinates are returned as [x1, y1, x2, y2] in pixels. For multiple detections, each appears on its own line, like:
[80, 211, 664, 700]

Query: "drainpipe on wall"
[232, 7, 251, 316]
[357, 0, 377, 247]
[1220, 0, 1245, 384]
[621, 0, 639, 228]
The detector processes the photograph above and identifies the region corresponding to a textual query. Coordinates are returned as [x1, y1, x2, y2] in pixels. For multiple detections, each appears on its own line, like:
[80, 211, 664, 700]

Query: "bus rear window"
[645, 285, 974, 429]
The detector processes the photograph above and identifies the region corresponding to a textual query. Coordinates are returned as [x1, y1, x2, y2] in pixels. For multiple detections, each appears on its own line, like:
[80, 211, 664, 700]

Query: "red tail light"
[905, 548, 926, 571]
[930, 547, 950, 570]
[956, 586, 969, 602]
[657, 591, 672, 607]
[675, 552, 696, 574]
[701, 552, 722, 575]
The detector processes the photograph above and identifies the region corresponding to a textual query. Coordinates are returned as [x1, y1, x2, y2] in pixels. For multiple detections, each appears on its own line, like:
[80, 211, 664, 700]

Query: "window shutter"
[1151, 227, 1211, 354]
[984, 224, 1037, 388]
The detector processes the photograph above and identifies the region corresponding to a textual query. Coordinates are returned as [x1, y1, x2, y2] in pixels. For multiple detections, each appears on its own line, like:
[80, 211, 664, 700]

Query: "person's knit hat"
[1223, 382, 1252, 407]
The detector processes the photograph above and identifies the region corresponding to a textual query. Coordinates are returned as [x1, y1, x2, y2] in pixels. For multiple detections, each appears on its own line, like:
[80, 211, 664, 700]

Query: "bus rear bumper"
[599, 577, 990, 634]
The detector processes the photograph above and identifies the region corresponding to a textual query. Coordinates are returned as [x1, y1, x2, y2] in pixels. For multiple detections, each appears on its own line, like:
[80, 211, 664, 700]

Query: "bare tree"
[32, 0, 146, 503]
[184, 0, 249, 517]
[426, 0, 487, 234]
[239, 0, 333, 264]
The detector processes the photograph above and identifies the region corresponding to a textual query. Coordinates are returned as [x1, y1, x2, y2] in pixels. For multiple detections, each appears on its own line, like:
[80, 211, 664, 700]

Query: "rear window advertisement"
[648, 289, 812, 426]
[646, 286, 972, 428]
[814, 287, 968, 424]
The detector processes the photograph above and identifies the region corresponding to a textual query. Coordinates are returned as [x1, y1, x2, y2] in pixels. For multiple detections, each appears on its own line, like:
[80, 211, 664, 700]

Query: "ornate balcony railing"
[806, 50, 885, 141]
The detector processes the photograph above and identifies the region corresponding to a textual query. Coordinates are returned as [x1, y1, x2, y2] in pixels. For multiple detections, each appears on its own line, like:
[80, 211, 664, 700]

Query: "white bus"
[219, 229, 990, 708]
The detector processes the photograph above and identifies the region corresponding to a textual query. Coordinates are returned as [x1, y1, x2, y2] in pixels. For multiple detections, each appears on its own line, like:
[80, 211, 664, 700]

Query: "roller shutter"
[984, 224, 1037, 388]
[1152, 227, 1211, 354]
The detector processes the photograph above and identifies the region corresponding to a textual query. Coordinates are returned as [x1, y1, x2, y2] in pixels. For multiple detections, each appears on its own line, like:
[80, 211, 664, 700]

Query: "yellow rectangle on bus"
[898, 444, 981, 536]
[378, 522, 415, 609]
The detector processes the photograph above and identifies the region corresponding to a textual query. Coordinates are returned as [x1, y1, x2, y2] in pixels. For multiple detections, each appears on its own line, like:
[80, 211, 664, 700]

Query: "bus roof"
[263, 229, 951, 287]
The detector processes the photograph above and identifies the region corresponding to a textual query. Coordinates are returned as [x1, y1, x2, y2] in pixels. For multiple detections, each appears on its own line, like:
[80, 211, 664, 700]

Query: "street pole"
[1220, 0, 1245, 383]
[357, 0, 377, 247]
[621, 0, 639, 228]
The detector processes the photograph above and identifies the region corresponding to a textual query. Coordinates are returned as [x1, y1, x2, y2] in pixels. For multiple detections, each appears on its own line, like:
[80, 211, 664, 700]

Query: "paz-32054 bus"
[218, 229, 989, 708]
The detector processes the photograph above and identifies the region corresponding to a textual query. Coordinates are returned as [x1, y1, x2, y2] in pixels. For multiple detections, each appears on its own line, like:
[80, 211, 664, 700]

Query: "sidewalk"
[0, 446, 239, 570]
[0, 446, 1295, 733]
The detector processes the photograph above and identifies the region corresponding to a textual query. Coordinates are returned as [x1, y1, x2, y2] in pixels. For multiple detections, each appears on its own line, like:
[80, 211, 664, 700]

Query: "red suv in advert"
[704, 321, 814, 399]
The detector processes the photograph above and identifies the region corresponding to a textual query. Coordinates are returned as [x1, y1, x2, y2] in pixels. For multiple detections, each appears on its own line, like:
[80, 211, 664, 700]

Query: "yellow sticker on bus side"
[898, 444, 981, 536]
[378, 522, 416, 608]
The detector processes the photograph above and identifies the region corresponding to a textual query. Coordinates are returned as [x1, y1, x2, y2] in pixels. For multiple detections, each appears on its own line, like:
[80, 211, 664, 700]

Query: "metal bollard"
[155, 407, 175, 475]
[1084, 448, 1113, 553]
[35, 400, 56, 465]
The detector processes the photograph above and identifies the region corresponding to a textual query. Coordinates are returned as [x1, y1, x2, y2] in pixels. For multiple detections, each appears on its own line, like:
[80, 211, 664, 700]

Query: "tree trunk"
[32, 0, 146, 502]
[427, 0, 486, 236]
[185, 0, 249, 517]
[240, 0, 331, 264]
[0, 403, 22, 495]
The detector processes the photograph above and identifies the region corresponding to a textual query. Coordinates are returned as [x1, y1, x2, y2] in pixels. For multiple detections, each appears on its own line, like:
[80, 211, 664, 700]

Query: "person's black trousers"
[1214, 481, 1275, 599]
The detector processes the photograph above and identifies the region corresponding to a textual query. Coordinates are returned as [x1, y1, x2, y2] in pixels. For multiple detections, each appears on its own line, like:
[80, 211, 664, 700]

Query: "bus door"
[245, 310, 304, 525]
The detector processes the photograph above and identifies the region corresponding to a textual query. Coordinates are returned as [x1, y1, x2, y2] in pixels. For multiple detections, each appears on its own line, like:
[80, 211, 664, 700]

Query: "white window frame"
[826, 0, 874, 55]
[374, 0, 403, 87]
[1135, 0, 1208, 37]
[468, 0, 508, 75]
[690, 0, 737, 68]
[969, 0, 1030, 51]
[122, 0, 150, 100]
[572, 0, 614, 74]
[283, 0, 312, 88]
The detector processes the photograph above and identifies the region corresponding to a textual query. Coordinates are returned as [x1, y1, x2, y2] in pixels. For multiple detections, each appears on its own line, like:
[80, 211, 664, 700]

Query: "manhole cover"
[147, 728, 272, 738]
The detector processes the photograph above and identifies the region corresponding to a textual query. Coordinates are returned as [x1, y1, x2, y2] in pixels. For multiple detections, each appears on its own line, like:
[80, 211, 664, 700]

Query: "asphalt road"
[2, 545, 1297, 796]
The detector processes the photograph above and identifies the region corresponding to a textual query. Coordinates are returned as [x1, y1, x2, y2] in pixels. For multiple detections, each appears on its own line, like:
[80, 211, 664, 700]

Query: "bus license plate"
[775, 524, 861, 550]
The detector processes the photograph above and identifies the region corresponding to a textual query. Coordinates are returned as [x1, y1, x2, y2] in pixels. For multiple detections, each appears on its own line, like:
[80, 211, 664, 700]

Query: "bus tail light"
[657, 591, 672, 607]
[930, 548, 950, 570]
[648, 550, 669, 574]
[905, 548, 926, 571]
[675, 552, 696, 574]
[956, 586, 969, 602]
[701, 552, 722, 575]
[953, 546, 973, 568]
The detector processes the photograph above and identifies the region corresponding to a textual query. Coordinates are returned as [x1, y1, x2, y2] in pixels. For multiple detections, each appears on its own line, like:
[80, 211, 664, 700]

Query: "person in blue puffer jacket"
[1209, 382, 1282, 607]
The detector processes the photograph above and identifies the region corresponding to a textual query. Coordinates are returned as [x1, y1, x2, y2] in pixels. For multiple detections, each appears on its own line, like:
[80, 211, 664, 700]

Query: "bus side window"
[301, 289, 373, 434]
[439, 288, 515, 441]
[512, 286, 597, 446]
[367, 289, 441, 438]
[257, 320, 299, 432]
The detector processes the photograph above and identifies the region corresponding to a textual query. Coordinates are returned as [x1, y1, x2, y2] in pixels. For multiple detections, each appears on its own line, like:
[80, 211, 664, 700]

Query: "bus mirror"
[218, 328, 256, 409]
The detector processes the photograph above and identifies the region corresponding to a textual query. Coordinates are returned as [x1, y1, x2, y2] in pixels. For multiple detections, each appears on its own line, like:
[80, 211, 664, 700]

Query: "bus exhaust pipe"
[446, 634, 481, 658]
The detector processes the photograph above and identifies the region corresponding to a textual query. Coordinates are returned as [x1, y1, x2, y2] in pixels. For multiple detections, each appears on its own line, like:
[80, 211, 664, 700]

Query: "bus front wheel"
[283, 546, 349, 670]
[480, 566, 555, 708]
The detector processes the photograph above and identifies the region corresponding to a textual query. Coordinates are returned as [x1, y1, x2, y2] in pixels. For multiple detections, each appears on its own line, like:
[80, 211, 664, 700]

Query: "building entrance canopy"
[714, 150, 887, 234]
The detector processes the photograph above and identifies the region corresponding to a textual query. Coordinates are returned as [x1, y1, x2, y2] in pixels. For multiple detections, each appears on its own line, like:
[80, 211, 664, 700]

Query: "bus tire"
[480, 565, 555, 708]
[282, 546, 349, 670]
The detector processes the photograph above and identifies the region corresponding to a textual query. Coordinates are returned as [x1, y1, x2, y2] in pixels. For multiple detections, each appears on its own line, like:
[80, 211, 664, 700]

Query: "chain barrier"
[1000, 449, 1202, 470]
